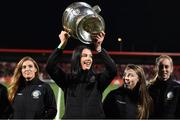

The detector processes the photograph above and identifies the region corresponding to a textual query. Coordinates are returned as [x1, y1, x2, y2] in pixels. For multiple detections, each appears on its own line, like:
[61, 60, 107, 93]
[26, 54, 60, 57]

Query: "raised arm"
[91, 31, 117, 92]
[46, 31, 70, 88]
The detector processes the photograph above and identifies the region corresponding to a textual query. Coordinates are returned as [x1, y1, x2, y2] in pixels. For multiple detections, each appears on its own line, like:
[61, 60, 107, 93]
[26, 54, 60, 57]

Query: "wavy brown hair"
[125, 64, 152, 119]
[8, 56, 39, 103]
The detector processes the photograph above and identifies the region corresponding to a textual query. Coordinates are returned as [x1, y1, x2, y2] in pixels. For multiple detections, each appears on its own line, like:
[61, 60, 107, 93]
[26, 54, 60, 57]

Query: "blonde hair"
[8, 56, 39, 103]
[148, 55, 173, 86]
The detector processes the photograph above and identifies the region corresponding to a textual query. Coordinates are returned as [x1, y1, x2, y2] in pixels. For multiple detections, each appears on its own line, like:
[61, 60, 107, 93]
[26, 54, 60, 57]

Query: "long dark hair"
[70, 45, 92, 79]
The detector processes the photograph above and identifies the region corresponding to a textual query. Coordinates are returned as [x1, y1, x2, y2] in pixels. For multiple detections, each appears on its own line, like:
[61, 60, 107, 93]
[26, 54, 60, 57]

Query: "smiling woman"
[7, 56, 57, 119]
[21, 60, 37, 81]
[148, 55, 180, 118]
[80, 48, 93, 70]
[45, 30, 117, 118]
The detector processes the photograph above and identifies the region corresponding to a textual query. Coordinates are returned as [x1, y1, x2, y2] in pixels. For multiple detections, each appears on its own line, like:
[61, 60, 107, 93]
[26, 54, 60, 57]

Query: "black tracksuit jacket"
[0, 84, 11, 118]
[46, 48, 117, 119]
[103, 86, 139, 119]
[10, 78, 57, 119]
[148, 77, 180, 118]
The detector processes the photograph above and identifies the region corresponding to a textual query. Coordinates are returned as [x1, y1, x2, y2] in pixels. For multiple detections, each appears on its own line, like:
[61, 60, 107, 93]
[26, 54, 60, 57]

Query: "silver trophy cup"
[62, 2, 105, 44]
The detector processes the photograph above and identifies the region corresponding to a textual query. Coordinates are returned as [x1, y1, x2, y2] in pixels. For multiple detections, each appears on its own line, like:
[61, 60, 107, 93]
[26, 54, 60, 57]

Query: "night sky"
[0, 0, 179, 52]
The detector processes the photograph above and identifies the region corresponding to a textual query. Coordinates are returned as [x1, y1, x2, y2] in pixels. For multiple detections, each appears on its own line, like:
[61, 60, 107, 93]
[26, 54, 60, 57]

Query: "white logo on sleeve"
[32, 90, 41, 99]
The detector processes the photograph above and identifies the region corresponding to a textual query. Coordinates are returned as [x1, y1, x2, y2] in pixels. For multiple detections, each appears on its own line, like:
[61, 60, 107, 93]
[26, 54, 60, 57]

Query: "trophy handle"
[92, 5, 101, 13]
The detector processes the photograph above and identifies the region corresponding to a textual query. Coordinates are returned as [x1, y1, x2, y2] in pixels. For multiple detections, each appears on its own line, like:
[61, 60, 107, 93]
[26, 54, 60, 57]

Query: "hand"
[58, 30, 70, 49]
[91, 31, 105, 52]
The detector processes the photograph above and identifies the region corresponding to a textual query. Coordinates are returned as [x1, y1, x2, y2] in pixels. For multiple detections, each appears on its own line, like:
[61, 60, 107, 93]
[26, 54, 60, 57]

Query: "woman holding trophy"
[46, 2, 117, 119]
[46, 29, 117, 118]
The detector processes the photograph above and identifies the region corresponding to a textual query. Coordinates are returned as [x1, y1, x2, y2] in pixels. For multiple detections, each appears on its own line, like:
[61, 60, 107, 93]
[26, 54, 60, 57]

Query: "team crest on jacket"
[167, 91, 174, 100]
[32, 90, 41, 99]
